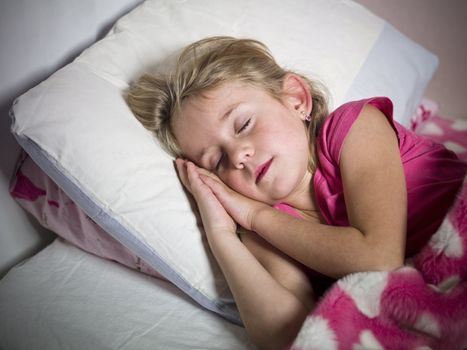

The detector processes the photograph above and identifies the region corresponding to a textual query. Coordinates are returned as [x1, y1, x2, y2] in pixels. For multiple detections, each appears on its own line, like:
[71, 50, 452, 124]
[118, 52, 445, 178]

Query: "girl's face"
[173, 80, 312, 206]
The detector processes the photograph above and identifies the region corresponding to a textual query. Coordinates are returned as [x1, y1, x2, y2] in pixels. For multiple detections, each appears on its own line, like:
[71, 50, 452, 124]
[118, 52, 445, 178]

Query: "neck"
[283, 171, 316, 211]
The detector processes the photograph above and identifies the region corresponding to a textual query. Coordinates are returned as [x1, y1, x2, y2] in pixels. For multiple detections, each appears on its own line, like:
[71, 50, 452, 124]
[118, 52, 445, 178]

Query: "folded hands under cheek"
[175, 158, 236, 236]
[175, 159, 267, 234]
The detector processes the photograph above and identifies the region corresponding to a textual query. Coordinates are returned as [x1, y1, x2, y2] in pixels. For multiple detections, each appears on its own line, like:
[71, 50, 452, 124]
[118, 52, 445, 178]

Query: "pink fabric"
[313, 97, 466, 257]
[289, 177, 467, 350]
[9, 152, 163, 280]
[411, 98, 467, 163]
[272, 203, 303, 219]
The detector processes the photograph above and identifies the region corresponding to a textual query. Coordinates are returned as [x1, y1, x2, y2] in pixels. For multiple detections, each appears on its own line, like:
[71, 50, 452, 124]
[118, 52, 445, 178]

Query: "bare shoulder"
[341, 104, 397, 163]
[340, 103, 402, 193]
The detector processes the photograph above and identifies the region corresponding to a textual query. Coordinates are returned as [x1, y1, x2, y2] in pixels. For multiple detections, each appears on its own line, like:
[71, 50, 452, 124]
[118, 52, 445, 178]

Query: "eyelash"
[215, 118, 252, 171]
[215, 154, 224, 171]
[238, 118, 251, 133]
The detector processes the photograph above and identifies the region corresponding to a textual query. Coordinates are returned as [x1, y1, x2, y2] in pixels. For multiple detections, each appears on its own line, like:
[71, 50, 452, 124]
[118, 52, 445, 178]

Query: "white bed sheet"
[0, 238, 255, 350]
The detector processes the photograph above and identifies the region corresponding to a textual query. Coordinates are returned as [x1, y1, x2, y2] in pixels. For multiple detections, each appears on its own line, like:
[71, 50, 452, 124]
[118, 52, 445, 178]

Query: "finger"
[185, 161, 222, 181]
[175, 158, 192, 191]
[200, 173, 230, 199]
[186, 162, 208, 194]
[175, 159, 187, 181]
[195, 166, 215, 177]
[175, 158, 187, 174]
[175, 158, 186, 167]
[199, 168, 224, 183]
[200, 172, 229, 187]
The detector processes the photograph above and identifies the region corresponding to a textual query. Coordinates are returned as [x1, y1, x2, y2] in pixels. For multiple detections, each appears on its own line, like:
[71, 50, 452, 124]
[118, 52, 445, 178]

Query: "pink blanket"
[289, 101, 467, 350]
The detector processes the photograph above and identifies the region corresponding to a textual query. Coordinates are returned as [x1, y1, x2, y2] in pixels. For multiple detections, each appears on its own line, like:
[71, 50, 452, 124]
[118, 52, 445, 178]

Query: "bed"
[0, 238, 254, 349]
[1, 0, 466, 349]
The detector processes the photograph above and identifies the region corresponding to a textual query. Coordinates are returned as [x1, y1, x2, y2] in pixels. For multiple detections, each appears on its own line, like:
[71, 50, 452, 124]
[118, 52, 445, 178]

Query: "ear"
[282, 73, 313, 120]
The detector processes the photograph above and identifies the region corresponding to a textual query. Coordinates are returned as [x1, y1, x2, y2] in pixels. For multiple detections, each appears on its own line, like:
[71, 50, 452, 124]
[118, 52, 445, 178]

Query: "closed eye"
[215, 153, 224, 171]
[238, 118, 251, 133]
[214, 118, 251, 171]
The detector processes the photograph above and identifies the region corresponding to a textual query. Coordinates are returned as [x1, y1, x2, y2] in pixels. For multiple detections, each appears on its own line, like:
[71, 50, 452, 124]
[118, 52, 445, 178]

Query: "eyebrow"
[222, 103, 240, 121]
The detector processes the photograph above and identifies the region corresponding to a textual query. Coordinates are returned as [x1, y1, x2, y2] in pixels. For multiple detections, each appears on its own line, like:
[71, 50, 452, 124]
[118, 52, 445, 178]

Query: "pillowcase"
[9, 0, 438, 323]
[10, 151, 163, 280]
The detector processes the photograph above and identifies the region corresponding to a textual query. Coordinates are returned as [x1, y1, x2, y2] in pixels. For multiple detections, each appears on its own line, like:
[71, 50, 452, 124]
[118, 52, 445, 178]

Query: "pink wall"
[355, 0, 467, 120]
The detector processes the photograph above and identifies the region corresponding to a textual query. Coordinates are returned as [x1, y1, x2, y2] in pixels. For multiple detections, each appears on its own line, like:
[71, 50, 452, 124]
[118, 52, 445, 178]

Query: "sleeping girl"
[127, 36, 466, 349]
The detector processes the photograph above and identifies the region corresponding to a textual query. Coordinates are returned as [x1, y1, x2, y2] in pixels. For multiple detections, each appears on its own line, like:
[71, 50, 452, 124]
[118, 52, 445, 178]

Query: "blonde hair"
[127, 36, 328, 171]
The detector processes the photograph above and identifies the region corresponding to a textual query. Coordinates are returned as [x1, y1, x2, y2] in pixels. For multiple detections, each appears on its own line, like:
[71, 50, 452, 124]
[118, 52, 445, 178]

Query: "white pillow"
[10, 0, 438, 323]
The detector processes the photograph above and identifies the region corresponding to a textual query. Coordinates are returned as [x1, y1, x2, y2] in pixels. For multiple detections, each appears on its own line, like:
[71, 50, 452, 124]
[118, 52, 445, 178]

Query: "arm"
[208, 231, 311, 349]
[256, 104, 406, 277]
[204, 105, 407, 278]
[176, 160, 313, 349]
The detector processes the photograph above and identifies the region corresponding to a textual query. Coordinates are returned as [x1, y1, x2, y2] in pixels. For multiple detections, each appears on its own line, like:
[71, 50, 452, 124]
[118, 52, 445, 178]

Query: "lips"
[255, 158, 273, 184]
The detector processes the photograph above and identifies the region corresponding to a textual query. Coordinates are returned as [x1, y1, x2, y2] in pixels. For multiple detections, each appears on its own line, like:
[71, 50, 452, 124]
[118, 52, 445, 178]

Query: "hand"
[175, 159, 237, 236]
[197, 168, 268, 232]
[176, 158, 267, 232]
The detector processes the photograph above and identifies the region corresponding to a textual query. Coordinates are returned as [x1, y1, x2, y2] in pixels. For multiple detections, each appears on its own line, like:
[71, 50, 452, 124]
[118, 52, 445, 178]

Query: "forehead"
[184, 81, 251, 113]
[174, 82, 248, 130]
[171, 82, 234, 158]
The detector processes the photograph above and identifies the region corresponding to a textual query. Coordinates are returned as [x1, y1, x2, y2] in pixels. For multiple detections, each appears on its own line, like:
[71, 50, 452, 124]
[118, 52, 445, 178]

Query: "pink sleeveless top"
[312, 97, 466, 257]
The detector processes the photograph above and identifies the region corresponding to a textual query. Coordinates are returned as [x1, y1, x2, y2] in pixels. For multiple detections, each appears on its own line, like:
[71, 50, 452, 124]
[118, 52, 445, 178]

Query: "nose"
[229, 143, 254, 169]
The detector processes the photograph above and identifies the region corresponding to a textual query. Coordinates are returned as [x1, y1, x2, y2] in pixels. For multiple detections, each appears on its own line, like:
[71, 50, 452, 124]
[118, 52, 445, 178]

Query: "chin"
[270, 182, 304, 207]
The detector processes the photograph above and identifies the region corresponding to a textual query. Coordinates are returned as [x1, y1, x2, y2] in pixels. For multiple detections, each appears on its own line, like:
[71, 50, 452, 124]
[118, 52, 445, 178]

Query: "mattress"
[0, 238, 255, 350]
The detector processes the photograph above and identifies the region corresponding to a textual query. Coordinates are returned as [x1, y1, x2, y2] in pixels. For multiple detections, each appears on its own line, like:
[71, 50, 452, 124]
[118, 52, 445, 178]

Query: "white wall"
[0, 0, 143, 278]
